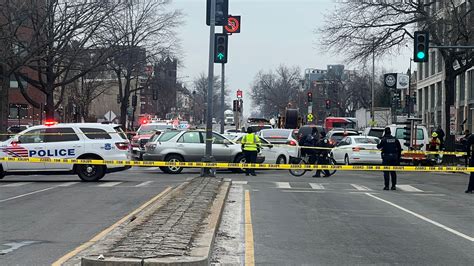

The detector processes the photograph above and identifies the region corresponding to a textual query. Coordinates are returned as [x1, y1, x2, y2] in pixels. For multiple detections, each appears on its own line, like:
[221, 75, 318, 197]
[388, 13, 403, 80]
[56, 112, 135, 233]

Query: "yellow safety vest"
[241, 133, 261, 151]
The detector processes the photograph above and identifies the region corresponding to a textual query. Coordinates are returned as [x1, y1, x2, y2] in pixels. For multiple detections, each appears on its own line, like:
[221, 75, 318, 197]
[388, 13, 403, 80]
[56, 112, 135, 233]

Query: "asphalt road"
[213, 169, 474, 265]
[0, 167, 200, 266]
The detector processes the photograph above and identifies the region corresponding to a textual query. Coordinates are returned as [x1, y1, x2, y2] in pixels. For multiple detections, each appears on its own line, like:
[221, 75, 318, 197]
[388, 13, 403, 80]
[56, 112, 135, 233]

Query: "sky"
[170, 0, 411, 116]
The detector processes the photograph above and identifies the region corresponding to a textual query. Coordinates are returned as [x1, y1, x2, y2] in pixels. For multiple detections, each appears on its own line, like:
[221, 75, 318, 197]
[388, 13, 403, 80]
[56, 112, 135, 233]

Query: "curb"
[80, 178, 231, 266]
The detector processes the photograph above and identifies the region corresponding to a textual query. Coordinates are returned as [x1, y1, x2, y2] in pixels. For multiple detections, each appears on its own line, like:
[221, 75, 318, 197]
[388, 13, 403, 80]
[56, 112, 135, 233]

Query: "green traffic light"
[217, 53, 225, 60]
[417, 51, 425, 59]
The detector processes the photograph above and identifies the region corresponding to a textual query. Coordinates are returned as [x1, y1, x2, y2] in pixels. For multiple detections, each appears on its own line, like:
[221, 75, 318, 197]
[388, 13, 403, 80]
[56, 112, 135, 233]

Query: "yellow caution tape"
[0, 157, 471, 172]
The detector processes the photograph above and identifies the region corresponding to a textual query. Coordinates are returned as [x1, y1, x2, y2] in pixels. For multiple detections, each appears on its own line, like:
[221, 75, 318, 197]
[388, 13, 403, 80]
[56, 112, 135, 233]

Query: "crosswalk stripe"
[57, 182, 79, 187]
[97, 182, 123, 187]
[135, 181, 153, 187]
[233, 181, 248, 185]
[309, 183, 324, 190]
[351, 184, 371, 191]
[398, 185, 423, 192]
[1, 182, 32, 187]
[276, 182, 291, 189]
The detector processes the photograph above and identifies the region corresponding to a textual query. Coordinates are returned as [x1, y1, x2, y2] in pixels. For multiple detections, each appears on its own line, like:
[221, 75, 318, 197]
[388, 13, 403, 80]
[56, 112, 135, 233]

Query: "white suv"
[0, 123, 130, 181]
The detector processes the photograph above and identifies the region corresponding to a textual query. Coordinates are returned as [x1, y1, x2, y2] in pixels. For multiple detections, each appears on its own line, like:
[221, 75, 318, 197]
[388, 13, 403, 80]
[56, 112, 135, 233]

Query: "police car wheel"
[164, 155, 183, 174]
[77, 164, 106, 181]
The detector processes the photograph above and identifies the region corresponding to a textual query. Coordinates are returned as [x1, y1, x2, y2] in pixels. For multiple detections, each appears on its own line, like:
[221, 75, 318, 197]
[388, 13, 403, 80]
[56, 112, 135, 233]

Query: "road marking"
[0, 187, 56, 203]
[57, 182, 79, 187]
[97, 182, 122, 187]
[135, 181, 153, 187]
[245, 190, 255, 266]
[309, 183, 324, 190]
[351, 184, 371, 191]
[276, 182, 291, 189]
[365, 193, 474, 242]
[0, 241, 38, 255]
[232, 181, 248, 185]
[1, 182, 32, 187]
[281, 190, 325, 193]
[397, 185, 423, 192]
[52, 187, 173, 266]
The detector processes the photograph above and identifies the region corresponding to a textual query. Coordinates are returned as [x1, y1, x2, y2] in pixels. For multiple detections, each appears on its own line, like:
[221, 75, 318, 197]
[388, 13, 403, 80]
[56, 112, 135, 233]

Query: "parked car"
[258, 129, 298, 146]
[296, 125, 325, 141]
[130, 122, 176, 160]
[143, 130, 265, 174]
[331, 136, 381, 165]
[326, 129, 360, 146]
[362, 127, 385, 138]
[231, 135, 298, 164]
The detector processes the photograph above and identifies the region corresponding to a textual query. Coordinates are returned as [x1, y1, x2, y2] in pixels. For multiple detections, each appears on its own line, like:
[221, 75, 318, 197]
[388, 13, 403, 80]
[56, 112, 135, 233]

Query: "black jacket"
[377, 134, 402, 158]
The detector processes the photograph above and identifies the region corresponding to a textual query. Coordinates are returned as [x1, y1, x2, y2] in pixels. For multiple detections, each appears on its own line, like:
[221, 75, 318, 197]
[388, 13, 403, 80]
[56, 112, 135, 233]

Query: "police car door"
[42, 127, 83, 170]
[6, 128, 47, 170]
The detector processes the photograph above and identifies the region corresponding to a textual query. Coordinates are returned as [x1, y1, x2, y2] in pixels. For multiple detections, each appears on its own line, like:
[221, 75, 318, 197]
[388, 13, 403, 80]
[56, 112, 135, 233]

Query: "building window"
[430, 52, 435, 76]
[424, 87, 428, 110]
[418, 64, 423, 80]
[469, 71, 474, 100]
[460, 72, 466, 101]
[424, 61, 429, 79]
[437, 50, 443, 73]
[8, 104, 28, 119]
[430, 84, 435, 108]
[437, 82, 442, 106]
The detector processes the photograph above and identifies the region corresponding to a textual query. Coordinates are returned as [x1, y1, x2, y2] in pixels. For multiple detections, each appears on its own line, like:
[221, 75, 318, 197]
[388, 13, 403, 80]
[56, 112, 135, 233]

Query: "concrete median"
[61, 177, 230, 266]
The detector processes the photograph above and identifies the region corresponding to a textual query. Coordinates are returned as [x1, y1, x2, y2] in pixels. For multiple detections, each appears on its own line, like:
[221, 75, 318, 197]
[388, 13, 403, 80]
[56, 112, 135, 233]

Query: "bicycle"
[289, 152, 337, 177]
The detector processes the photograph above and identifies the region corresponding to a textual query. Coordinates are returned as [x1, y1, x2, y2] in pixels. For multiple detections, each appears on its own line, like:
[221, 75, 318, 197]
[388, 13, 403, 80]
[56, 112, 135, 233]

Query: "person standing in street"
[464, 133, 474, 193]
[241, 127, 261, 176]
[435, 125, 445, 149]
[461, 130, 471, 167]
[377, 127, 402, 190]
[313, 131, 331, 178]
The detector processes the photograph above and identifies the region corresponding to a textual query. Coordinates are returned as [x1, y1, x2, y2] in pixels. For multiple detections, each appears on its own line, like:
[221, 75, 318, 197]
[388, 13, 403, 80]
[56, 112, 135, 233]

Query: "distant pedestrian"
[461, 130, 471, 167]
[241, 127, 261, 176]
[313, 131, 331, 178]
[435, 125, 445, 149]
[464, 133, 474, 193]
[377, 127, 402, 190]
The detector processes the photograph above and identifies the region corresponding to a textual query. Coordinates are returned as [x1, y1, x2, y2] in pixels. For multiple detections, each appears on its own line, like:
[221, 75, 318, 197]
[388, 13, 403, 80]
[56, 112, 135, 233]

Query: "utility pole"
[371, 38, 375, 123]
[202, 0, 216, 177]
[220, 63, 225, 134]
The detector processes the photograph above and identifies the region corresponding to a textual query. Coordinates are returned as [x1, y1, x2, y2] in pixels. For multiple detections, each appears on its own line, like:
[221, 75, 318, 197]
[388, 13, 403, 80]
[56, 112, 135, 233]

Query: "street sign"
[384, 73, 397, 88]
[396, 74, 409, 89]
[224, 15, 241, 34]
[307, 113, 314, 122]
[104, 111, 116, 121]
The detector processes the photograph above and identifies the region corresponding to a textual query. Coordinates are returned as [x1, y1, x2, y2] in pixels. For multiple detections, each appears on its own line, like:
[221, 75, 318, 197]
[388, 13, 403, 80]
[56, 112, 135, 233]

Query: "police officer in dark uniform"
[464, 133, 474, 193]
[313, 131, 330, 178]
[377, 127, 402, 190]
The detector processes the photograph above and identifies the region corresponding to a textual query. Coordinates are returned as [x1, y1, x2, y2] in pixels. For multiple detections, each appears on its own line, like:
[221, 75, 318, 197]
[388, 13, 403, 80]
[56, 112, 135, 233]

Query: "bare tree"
[251, 65, 301, 117]
[319, 0, 474, 148]
[104, 0, 182, 128]
[0, 0, 120, 121]
[191, 73, 229, 123]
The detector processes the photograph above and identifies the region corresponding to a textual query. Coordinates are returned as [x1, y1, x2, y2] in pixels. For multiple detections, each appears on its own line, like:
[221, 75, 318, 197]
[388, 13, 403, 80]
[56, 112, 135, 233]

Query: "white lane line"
[309, 183, 324, 190]
[351, 184, 371, 191]
[276, 182, 291, 189]
[97, 182, 123, 187]
[365, 193, 474, 242]
[0, 187, 56, 203]
[397, 185, 423, 192]
[281, 190, 324, 193]
[232, 181, 248, 185]
[1, 182, 32, 187]
[57, 182, 79, 187]
[142, 167, 159, 171]
[135, 181, 153, 187]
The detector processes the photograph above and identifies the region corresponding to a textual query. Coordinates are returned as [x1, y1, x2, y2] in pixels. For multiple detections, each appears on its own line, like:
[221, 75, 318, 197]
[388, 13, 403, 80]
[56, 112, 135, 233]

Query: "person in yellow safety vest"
[428, 132, 441, 151]
[241, 127, 262, 176]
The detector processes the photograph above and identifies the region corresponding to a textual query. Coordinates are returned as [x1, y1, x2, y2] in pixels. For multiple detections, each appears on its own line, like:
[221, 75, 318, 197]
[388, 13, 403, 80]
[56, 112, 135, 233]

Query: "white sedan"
[225, 134, 298, 164]
[330, 136, 382, 165]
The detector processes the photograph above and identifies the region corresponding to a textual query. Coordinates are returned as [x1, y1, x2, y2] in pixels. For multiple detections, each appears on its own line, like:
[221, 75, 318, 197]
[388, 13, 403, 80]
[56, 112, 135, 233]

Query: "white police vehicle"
[0, 122, 130, 181]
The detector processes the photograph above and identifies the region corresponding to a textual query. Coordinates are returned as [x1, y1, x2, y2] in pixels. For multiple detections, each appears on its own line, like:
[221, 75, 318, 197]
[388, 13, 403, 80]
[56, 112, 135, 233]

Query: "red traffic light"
[307, 92, 313, 102]
[237, 89, 243, 98]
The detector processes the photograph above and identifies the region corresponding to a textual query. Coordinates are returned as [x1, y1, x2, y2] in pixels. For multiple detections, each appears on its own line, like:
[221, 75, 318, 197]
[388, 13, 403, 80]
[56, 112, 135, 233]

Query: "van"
[385, 124, 429, 163]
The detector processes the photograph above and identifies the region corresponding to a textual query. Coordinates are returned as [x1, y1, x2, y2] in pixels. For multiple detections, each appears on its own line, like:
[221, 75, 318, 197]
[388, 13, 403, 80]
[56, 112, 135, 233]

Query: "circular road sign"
[224, 16, 240, 34]
[384, 74, 396, 88]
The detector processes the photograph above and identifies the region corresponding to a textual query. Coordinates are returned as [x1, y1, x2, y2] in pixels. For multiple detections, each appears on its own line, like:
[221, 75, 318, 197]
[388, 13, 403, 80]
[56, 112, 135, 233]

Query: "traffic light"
[403, 125, 411, 147]
[414, 31, 429, 62]
[307, 92, 313, 103]
[214, 33, 228, 63]
[233, 100, 238, 111]
[325, 99, 331, 109]
[206, 0, 229, 26]
[392, 91, 401, 109]
[153, 90, 158, 100]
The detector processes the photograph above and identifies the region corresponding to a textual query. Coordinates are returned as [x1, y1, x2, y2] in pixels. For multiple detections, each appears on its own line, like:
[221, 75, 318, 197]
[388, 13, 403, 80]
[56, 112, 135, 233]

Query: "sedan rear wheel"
[164, 155, 184, 174]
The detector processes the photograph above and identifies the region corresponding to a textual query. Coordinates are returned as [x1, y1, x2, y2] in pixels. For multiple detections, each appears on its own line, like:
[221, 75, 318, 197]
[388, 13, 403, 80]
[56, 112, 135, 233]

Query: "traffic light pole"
[220, 63, 225, 134]
[202, 0, 216, 177]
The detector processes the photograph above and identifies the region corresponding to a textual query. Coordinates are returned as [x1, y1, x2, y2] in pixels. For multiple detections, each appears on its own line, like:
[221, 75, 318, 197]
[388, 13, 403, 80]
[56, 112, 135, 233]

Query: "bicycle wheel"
[289, 157, 307, 177]
[323, 157, 337, 177]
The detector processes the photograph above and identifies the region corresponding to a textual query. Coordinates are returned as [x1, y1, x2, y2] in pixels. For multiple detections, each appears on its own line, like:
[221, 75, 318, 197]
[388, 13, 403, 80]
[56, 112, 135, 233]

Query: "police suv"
[0, 122, 130, 181]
